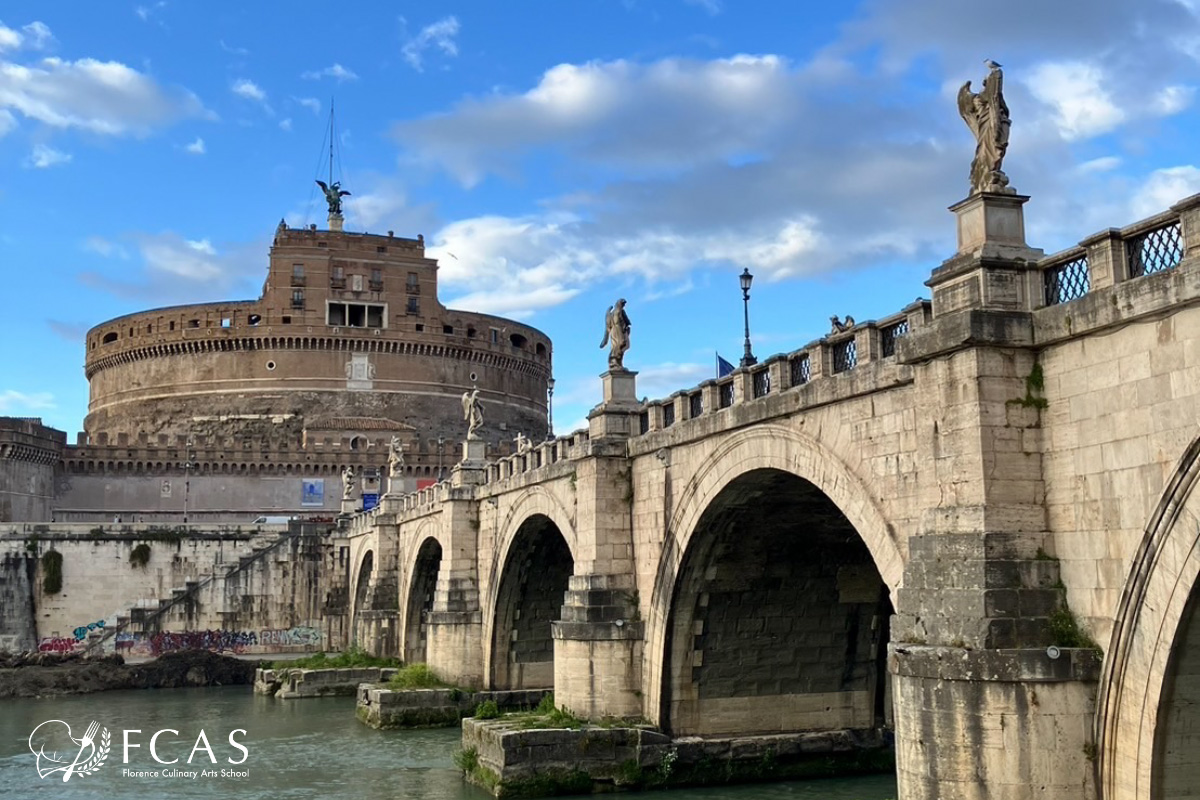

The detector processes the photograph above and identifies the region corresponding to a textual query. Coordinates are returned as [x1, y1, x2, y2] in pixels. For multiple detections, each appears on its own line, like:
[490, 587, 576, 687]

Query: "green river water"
[0, 687, 897, 799]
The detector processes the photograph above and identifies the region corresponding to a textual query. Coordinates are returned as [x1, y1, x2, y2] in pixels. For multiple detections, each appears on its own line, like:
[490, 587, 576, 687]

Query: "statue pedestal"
[927, 193, 1045, 316]
[340, 497, 356, 515]
[461, 438, 486, 464]
[589, 370, 639, 439]
[328, 212, 344, 232]
[600, 369, 638, 406]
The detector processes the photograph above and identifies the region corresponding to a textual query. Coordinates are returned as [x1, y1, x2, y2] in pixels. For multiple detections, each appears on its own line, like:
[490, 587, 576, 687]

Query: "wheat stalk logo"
[28, 720, 110, 781]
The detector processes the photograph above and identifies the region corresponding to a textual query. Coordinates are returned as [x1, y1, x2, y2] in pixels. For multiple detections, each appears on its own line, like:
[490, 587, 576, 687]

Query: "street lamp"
[739, 268, 757, 368]
[546, 377, 555, 439]
[437, 436, 445, 480]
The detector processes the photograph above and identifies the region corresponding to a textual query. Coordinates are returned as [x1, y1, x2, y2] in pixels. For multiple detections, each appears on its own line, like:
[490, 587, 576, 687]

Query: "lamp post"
[546, 377, 555, 439]
[739, 268, 757, 368]
[437, 436, 445, 480]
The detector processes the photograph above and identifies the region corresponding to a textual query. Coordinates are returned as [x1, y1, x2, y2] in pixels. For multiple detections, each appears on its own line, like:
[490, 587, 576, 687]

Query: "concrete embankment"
[459, 719, 894, 797]
[254, 666, 399, 698]
[357, 686, 550, 729]
[0, 651, 262, 698]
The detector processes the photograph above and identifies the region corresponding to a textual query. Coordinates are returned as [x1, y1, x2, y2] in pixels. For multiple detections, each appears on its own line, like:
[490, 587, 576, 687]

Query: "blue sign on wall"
[301, 479, 325, 507]
[362, 493, 379, 511]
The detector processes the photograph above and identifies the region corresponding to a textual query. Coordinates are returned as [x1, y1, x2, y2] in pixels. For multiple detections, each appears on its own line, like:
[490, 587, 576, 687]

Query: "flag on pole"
[716, 353, 735, 378]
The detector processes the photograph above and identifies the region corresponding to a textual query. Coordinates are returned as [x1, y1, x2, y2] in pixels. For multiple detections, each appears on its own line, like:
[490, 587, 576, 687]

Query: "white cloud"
[1077, 156, 1121, 174]
[0, 108, 14, 136]
[0, 23, 20, 51]
[21, 21, 53, 50]
[301, 63, 357, 81]
[26, 142, 70, 168]
[79, 231, 262, 303]
[0, 389, 55, 413]
[279, 117, 292, 131]
[231, 78, 266, 102]
[684, 0, 722, 15]
[402, 16, 460, 71]
[1131, 166, 1200, 219]
[296, 96, 320, 115]
[184, 136, 205, 154]
[83, 236, 129, 259]
[636, 362, 712, 401]
[0, 56, 210, 135]
[395, 55, 797, 185]
[1024, 61, 1125, 140]
[219, 39, 248, 56]
[1153, 84, 1194, 115]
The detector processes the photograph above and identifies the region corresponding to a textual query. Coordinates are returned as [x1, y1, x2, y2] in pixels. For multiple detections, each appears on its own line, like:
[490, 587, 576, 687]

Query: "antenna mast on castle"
[315, 97, 350, 232]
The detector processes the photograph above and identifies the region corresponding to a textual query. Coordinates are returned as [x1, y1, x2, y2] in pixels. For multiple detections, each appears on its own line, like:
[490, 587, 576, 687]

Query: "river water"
[0, 687, 897, 799]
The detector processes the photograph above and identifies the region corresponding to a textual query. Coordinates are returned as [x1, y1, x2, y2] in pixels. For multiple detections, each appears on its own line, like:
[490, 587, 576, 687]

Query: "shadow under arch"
[351, 549, 374, 640]
[487, 513, 573, 691]
[644, 424, 903, 732]
[404, 536, 443, 664]
[1097, 437, 1200, 800]
[657, 467, 893, 738]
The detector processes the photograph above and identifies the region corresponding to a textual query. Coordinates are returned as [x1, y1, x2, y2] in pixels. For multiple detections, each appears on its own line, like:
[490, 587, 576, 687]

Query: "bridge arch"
[486, 505, 575, 691]
[645, 424, 902, 735]
[1098, 437, 1200, 800]
[351, 549, 374, 639]
[404, 535, 444, 665]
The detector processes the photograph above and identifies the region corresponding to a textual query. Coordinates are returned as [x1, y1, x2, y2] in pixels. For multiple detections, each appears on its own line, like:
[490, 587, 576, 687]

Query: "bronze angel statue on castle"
[316, 179, 351, 215]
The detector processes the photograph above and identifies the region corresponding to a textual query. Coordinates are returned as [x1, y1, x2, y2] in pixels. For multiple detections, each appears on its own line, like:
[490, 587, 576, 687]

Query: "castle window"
[406, 272, 420, 293]
[169, 321, 175, 331]
[406, 297, 420, 315]
[221, 318, 232, 328]
[490, 328, 499, 344]
[189, 319, 200, 328]
[330, 265, 345, 289]
[102, 332, 118, 344]
[376, 245, 387, 253]
[467, 327, 477, 338]
[327, 301, 387, 328]
[248, 314, 261, 326]
[536, 343, 547, 356]
[291, 264, 305, 286]
[510, 333, 527, 349]
[443, 325, 454, 335]
[292, 290, 305, 309]
[369, 268, 382, 291]
[146, 324, 153, 333]
[281, 316, 292, 324]
[415, 323, 424, 332]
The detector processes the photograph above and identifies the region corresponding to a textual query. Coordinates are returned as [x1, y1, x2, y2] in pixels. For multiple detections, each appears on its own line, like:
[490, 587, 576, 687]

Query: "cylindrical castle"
[82, 223, 552, 458]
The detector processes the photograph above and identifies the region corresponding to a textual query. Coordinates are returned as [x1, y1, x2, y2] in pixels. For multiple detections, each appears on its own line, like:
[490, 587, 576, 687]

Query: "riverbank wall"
[0, 550, 37, 652]
[0, 522, 351, 657]
[255, 666, 400, 698]
[460, 719, 893, 796]
[357, 686, 550, 729]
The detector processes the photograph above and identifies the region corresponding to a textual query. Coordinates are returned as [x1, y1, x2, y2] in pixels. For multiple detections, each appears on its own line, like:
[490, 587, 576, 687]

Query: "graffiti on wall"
[36, 618, 109, 652]
[112, 626, 322, 656]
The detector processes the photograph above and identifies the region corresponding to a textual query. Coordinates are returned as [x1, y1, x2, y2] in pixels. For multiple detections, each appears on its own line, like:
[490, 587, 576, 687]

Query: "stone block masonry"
[356, 687, 549, 729]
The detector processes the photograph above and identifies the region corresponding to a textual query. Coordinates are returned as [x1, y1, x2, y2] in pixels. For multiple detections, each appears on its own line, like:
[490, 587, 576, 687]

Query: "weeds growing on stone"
[272, 647, 400, 671]
[387, 663, 450, 689]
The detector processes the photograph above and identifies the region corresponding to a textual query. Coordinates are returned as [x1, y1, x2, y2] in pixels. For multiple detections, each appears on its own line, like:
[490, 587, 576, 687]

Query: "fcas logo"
[28, 719, 111, 781]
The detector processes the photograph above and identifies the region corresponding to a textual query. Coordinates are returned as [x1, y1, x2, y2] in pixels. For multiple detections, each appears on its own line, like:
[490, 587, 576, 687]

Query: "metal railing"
[752, 369, 770, 398]
[719, 381, 734, 409]
[1127, 221, 1183, 277]
[880, 320, 910, 358]
[689, 393, 702, 418]
[1042, 253, 1090, 306]
[790, 354, 810, 385]
[831, 338, 857, 373]
[662, 403, 675, 428]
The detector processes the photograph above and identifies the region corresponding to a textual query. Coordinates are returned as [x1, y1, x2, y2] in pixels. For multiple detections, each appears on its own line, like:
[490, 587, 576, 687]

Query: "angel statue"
[316, 179, 352, 215]
[341, 465, 356, 500]
[600, 298, 631, 370]
[387, 436, 405, 479]
[958, 60, 1013, 195]
[462, 389, 484, 439]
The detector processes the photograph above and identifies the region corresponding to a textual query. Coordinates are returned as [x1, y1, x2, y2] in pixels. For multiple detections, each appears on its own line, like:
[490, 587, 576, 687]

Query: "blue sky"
[2, 1, 1199, 437]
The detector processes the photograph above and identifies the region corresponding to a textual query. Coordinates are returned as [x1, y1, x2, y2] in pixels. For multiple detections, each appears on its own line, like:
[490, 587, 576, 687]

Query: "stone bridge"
[345, 191, 1200, 800]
